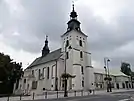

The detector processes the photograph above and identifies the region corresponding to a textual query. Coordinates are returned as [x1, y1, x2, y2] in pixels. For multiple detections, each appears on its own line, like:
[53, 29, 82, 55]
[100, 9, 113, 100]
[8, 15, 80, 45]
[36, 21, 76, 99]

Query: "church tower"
[42, 36, 50, 57]
[61, 4, 94, 90]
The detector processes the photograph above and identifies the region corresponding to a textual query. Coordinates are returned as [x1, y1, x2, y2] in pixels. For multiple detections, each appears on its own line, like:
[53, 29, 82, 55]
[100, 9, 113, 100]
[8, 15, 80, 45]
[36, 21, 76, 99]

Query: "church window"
[82, 81, 84, 87]
[27, 84, 29, 89]
[79, 40, 82, 46]
[42, 68, 45, 78]
[67, 37, 68, 39]
[38, 69, 41, 79]
[66, 52, 69, 59]
[24, 79, 26, 83]
[51, 66, 54, 78]
[66, 40, 69, 47]
[32, 81, 38, 89]
[47, 67, 49, 79]
[80, 51, 83, 58]
[32, 70, 34, 76]
[80, 37, 81, 39]
[83, 38, 85, 40]
[81, 66, 84, 74]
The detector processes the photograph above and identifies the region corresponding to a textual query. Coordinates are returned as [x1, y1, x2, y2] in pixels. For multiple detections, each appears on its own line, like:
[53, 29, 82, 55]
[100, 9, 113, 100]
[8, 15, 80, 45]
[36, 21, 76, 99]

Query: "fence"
[0, 90, 95, 101]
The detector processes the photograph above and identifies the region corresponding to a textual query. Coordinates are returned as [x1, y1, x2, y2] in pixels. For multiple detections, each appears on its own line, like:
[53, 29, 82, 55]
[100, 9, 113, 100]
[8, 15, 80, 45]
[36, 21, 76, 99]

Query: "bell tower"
[61, 3, 94, 90]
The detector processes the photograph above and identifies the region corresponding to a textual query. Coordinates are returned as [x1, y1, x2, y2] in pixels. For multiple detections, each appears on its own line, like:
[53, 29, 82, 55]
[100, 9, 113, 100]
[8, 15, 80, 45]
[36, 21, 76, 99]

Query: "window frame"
[80, 51, 83, 58]
[81, 66, 84, 74]
[66, 52, 69, 59]
[66, 40, 69, 47]
[82, 81, 84, 87]
[47, 67, 49, 79]
[79, 40, 82, 47]
[38, 69, 41, 79]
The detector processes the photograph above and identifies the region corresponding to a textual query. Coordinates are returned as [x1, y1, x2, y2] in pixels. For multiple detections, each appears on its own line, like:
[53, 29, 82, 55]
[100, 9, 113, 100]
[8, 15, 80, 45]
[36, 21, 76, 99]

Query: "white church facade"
[13, 5, 132, 95]
[14, 5, 94, 95]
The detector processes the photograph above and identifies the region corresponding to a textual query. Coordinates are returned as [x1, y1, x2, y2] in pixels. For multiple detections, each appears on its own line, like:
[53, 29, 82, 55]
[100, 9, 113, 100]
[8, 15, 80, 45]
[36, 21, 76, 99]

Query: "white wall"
[61, 30, 94, 91]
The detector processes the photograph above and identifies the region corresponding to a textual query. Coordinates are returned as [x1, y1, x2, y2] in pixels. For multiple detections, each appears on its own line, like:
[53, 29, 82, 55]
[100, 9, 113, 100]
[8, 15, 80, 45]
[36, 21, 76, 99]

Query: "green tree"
[120, 62, 131, 76]
[0, 52, 23, 94]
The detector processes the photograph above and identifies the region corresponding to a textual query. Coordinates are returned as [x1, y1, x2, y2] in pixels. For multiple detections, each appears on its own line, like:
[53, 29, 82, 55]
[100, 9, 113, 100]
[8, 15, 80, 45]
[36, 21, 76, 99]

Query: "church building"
[13, 4, 134, 96]
[13, 4, 94, 95]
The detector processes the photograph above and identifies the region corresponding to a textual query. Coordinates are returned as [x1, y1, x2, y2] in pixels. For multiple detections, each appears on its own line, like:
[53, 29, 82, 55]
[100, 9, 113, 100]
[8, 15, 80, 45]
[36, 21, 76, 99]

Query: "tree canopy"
[0, 52, 23, 94]
[120, 62, 134, 77]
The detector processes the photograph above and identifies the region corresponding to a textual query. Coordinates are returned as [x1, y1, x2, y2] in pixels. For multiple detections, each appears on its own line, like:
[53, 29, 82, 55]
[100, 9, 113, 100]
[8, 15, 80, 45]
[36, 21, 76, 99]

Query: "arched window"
[51, 66, 54, 78]
[42, 68, 45, 77]
[79, 40, 82, 46]
[66, 52, 69, 59]
[66, 40, 69, 47]
[81, 66, 84, 74]
[24, 79, 26, 83]
[82, 81, 84, 87]
[38, 69, 41, 79]
[80, 51, 83, 58]
[27, 84, 29, 89]
[32, 70, 34, 76]
[47, 67, 49, 79]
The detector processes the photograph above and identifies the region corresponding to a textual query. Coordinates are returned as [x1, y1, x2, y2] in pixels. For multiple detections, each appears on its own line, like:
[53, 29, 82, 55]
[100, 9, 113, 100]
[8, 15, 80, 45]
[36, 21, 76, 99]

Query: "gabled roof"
[26, 48, 61, 69]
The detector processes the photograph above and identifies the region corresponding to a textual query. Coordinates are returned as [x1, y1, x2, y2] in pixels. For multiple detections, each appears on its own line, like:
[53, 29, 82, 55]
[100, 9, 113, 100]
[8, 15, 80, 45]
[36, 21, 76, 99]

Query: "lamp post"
[64, 44, 72, 97]
[104, 58, 112, 92]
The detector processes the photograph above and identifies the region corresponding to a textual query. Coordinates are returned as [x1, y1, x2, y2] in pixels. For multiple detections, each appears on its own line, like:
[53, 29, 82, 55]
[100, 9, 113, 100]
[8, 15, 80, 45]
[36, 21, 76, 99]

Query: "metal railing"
[0, 90, 95, 101]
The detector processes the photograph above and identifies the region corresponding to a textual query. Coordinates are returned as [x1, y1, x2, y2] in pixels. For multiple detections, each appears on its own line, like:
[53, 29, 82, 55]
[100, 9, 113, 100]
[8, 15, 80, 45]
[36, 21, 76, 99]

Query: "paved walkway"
[0, 89, 134, 101]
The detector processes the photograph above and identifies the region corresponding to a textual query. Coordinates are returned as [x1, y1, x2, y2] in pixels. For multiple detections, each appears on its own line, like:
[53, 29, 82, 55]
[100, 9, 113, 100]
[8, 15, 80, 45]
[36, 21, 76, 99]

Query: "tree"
[0, 52, 23, 94]
[61, 73, 76, 79]
[120, 62, 131, 76]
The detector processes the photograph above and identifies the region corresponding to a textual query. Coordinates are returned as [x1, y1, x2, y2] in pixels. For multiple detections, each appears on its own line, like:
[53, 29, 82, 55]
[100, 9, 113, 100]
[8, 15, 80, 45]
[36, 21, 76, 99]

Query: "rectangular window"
[80, 51, 83, 58]
[66, 52, 69, 59]
[32, 81, 38, 89]
[47, 67, 49, 79]
[81, 66, 84, 74]
[82, 81, 84, 87]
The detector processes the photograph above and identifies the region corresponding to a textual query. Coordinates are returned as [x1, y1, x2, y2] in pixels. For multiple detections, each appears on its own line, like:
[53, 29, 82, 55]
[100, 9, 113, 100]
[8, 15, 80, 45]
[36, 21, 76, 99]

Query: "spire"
[66, 2, 81, 32]
[72, 2, 74, 11]
[45, 35, 48, 44]
[70, 2, 77, 19]
[42, 35, 50, 57]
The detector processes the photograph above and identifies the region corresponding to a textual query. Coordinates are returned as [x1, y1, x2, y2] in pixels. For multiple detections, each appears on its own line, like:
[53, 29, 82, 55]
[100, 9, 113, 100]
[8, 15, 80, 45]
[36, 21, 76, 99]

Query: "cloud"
[1, 0, 134, 70]
[0, 0, 71, 52]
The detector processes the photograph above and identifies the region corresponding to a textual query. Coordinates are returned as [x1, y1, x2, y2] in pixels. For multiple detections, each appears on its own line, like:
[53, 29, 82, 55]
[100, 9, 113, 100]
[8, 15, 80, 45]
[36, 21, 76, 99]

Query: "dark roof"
[61, 29, 87, 37]
[26, 48, 61, 69]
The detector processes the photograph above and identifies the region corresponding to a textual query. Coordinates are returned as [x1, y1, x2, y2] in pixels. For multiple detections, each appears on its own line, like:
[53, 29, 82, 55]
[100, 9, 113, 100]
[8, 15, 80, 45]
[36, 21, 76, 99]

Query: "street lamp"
[64, 44, 72, 97]
[104, 58, 112, 92]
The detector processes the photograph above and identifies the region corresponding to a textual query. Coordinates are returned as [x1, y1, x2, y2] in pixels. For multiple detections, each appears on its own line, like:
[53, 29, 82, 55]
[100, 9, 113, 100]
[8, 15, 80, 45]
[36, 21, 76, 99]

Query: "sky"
[0, 0, 134, 71]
